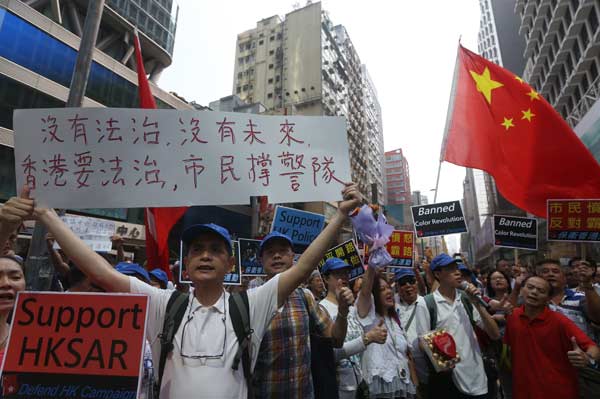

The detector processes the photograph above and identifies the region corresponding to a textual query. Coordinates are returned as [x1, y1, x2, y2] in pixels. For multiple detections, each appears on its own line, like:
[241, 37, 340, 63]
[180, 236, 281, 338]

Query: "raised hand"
[567, 336, 590, 368]
[0, 186, 34, 231]
[338, 182, 364, 216]
[337, 285, 354, 317]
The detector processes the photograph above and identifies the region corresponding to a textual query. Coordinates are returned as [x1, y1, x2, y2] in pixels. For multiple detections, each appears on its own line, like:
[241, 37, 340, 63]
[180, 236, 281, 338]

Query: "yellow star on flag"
[469, 67, 504, 104]
[501, 117, 515, 130]
[521, 108, 535, 122]
[527, 89, 540, 101]
[515, 76, 525, 84]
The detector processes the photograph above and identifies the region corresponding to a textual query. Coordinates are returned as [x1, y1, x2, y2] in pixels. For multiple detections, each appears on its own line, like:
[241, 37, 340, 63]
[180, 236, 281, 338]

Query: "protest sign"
[547, 199, 600, 242]
[386, 230, 415, 267]
[224, 240, 241, 285]
[318, 240, 364, 280]
[14, 108, 351, 208]
[271, 206, 325, 246]
[1, 292, 148, 399]
[54, 215, 115, 252]
[411, 200, 467, 238]
[493, 215, 537, 250]
[239, 239, 264, 276]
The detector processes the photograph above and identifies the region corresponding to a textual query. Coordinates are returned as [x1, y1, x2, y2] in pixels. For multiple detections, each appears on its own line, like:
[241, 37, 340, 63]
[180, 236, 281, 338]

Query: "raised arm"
[24, 188, 130, 292]
[277, 183, 362, 307]
[0, 187, 31, 252]
[45, 233, 70, 280]
[357, 264, 376, 318]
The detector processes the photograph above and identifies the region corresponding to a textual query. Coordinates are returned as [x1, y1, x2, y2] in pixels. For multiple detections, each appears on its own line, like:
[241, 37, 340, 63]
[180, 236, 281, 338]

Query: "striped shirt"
[252, 288, 331, 398]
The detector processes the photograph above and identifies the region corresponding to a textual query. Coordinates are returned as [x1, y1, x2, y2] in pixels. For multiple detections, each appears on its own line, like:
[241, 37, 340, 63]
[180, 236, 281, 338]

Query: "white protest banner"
[55, 215, 115, 252]
[14, 108, 351, 208]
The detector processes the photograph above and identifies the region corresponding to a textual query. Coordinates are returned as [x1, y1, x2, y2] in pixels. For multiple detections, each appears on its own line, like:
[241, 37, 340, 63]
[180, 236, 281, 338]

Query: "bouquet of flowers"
[349, 204, 394, 268]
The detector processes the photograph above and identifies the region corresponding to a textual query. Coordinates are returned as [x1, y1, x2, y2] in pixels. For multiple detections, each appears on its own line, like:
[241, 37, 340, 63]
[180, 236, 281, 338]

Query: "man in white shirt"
[414, 254, 500, 399]
[13, 183, 362, 399]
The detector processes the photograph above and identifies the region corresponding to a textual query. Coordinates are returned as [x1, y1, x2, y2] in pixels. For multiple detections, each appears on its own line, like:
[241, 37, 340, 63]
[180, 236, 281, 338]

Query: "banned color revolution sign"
[548, 199, 600, 242]
[411, 200, 467, 238]
[318, 240, 364, 280]
[493, 215, 537, 250]
[1, 292, 148, 399]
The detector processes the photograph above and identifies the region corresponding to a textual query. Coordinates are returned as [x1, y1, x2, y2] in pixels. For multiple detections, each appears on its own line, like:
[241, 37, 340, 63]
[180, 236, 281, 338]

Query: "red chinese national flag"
[442, 45, 600, 217]
[134, 30, 187, 277]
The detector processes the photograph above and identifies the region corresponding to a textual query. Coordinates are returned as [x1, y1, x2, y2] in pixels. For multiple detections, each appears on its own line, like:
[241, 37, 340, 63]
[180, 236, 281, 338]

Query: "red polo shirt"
[504, 306, 595, 399]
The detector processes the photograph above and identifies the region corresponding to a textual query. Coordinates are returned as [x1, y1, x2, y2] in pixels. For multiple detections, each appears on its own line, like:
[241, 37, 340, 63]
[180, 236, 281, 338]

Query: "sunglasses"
[397, 277, 416, 286]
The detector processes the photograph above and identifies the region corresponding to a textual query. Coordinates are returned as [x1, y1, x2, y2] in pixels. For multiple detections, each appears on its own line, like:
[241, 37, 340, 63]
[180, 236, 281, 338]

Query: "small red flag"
[442, 45, 600, 217]
[133, 30, 187, 277]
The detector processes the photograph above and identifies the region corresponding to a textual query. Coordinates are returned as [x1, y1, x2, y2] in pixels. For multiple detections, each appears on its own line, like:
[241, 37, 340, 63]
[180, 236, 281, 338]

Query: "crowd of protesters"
[0, 185, 599, 399]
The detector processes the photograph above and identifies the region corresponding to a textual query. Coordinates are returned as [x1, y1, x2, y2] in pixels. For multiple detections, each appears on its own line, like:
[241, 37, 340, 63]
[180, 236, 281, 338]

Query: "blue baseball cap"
[149, 268, 169, 288]
[181, 223, 232, 253]
[321, 257, 351, 274]
[259, 231, 293, 256]
[394, 268, 416, 281]
[458, 263, 472, 273]
[115, 262, 150, 283]
[430, 254, 459, 271]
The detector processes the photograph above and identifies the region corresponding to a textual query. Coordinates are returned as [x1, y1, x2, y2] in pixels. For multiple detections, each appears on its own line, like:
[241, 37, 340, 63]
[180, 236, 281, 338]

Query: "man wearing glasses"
[394, 268, 428, 396]
[17, 183, 362, 399]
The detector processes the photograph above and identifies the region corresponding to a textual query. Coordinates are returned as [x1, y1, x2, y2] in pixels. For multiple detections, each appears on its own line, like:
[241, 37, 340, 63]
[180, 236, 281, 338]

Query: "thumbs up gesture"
[567, 337, 590, 369]
[336, 285, 354, 317]
[0, 185, 35, 232]
[365, 318, 388, 345]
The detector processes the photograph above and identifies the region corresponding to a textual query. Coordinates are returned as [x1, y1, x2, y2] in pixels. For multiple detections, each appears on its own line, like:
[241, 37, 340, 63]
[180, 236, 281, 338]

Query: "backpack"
[156, 290, 253, 398]
[423, 292, 476, 331]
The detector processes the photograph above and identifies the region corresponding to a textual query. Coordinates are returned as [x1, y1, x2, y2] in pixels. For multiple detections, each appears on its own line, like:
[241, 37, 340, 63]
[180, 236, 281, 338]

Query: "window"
[589, 7, 599, 33]
[570, 0, 579, 14]
[242, 84, 248, 91]
[268, 64, 274, 69]
[259, 40, 264, 45]
[245, 43, 251, 50]
[267, 93, 273, 99]
[277, 33, 282, 40]
[558, 23, 565, 42]
[590, 61, 599, 82]
[269, 50, 274, 55]
[237, 72, 242, 79]
[572, 41, 581, 63]
[238, 57, 243, 65]
[236, 86, 241, 94]
[565, 55, 573, 74]
[581, 74, 589, 93]
[564, 9, 572, 29]
[270, 36, 275, 41]
[276, 75, 281, 82]
[580, 26, 589, 50]
[238, 44, 244, 52]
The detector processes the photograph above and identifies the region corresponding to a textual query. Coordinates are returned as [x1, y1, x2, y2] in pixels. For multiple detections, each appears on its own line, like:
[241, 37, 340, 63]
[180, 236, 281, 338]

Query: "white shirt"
[396, 296, 428, 383]
[129, 275, 280, 399]
[358, 294, 411, 388]
[413, 289, 488, 396]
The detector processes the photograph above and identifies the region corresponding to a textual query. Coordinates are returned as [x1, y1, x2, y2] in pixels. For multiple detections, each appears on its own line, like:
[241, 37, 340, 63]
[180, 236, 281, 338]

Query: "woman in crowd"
[319, 258, 387, 399]
[356, 265, 417, 398]
[0, 256, 26, 364]
[485, 270, 514, 399]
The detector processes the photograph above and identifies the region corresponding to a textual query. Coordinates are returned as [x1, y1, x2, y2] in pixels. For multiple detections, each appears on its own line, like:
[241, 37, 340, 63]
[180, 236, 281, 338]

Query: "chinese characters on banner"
[547, 199, 600, 242]
[224, 240, 241, 285]
[14, 109, 351, 208]
[54, 215, 115, 252]
[385, 230, 414, 268]
[318, 240, 364, 281]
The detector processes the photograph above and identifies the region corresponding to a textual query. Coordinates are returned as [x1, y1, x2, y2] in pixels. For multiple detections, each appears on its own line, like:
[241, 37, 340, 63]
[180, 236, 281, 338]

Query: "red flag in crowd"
[133, 30, 187, 278]
[442, 45, 600, 217]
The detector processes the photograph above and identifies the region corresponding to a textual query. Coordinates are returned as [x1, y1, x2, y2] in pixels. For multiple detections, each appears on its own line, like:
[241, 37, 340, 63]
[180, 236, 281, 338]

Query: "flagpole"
[433, 160, 442, 203]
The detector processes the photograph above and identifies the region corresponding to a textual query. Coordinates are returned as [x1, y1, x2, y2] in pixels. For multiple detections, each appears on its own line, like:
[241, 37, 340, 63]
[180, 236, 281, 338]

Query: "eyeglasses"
[180, 295, 227, 359]
[398, 277, 416, 286]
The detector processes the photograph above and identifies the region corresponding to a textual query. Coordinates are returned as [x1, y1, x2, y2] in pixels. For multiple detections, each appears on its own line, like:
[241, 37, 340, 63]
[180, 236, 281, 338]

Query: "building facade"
[383, 148, 412, 229]
[515, 0, 600, 262]
[230, 2, 383, 202]
[0, 0, 189, 259]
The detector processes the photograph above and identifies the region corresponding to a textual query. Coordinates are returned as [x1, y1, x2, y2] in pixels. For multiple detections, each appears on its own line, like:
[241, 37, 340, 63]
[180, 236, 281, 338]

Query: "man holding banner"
[6, 182, 362, 399]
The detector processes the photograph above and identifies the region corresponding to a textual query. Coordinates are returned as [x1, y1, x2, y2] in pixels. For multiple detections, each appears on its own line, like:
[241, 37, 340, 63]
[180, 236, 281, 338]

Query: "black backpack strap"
[229, 291, 253, 398]
[460, 295, 476, 328]
[424, 293, 437, 331]
[157, 290, 189, 390]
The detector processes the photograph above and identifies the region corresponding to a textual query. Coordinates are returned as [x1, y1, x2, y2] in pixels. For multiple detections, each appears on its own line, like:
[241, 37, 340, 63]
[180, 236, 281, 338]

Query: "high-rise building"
[231, 2, 383, 201]
[516, 0, 600, 261]
[383, 148, 412, 229]
[0, 0, 188, 258]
